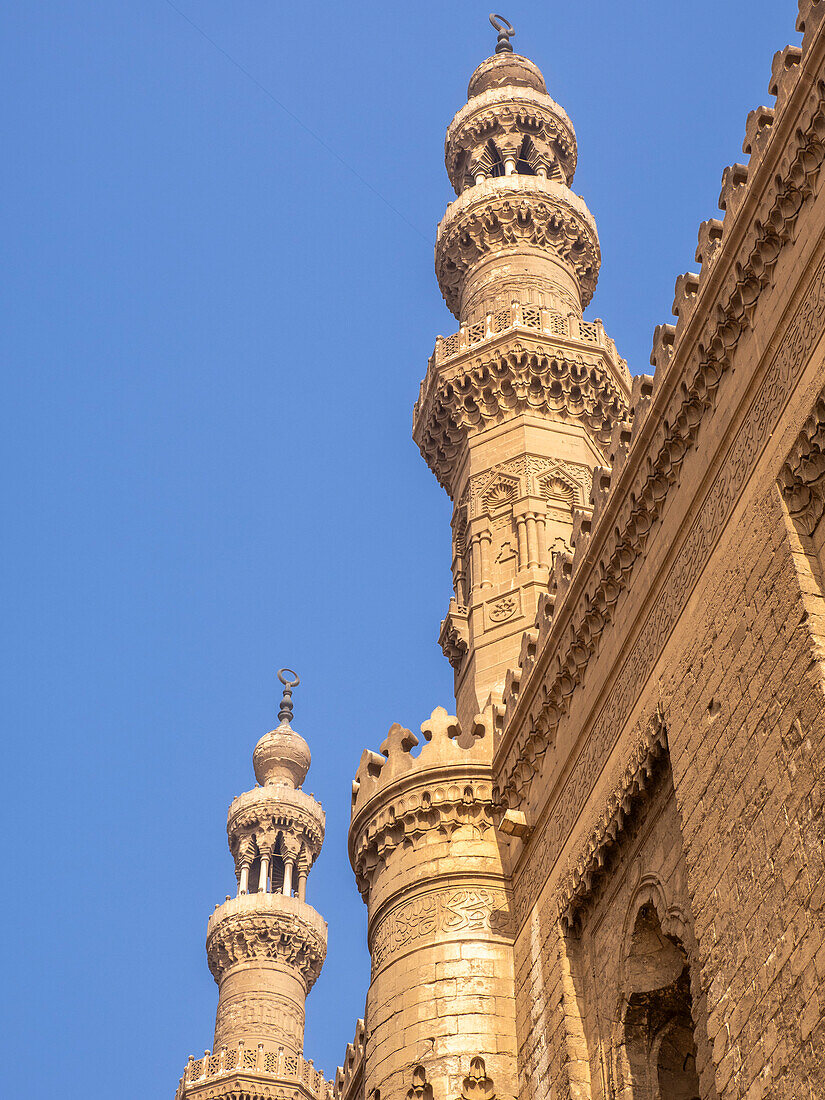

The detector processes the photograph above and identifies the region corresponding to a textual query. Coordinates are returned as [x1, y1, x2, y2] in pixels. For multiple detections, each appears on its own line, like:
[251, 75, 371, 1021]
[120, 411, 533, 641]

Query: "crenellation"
[769, 45, 803, 105]
[798, 0, 825, 50]
[743, 104, 776, 160]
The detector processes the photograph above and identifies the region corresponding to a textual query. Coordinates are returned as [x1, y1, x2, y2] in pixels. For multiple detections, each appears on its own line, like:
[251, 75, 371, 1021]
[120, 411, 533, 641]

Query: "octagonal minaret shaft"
[413, 20, 631, 728]
[206, 670, 327, 1058]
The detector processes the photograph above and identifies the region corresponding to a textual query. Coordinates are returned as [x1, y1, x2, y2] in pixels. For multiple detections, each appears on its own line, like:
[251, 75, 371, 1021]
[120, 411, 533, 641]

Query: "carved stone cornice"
[227, 786, 325, 868]
[779, 385, 825, 535]
[206, 894, 327, 990]
[435, 176, 600, 316]
[495, 31, 825, 811]
[350, 771, 496, 897]
[413, 334, 629, 495]
[445, 86, 577, 192]
[553, 714, 668, 931]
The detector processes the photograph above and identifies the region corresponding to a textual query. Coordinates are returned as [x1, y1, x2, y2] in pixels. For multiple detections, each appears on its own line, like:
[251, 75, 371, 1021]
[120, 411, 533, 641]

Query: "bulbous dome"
[253, 719, 311, 788]
[467, 52, 547, 98]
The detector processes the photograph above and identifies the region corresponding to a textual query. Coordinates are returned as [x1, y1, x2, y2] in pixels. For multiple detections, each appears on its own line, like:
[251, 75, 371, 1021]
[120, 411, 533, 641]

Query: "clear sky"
[2, 1, 796, 1096]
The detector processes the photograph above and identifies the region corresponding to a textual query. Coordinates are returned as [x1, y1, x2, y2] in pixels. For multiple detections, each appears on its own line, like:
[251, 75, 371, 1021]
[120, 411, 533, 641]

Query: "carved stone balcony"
[439, 599, 469, 670]
[176, 1042, 333, 1100]
[206, 892, 327, 989]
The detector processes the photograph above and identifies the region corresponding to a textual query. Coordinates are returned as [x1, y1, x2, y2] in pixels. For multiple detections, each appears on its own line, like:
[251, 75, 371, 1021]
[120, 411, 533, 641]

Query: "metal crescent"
[277, 667, 301, 688]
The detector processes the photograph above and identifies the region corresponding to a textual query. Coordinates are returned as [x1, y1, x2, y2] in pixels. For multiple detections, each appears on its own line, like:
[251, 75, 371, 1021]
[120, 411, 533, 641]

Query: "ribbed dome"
[467, 53, 547, 98]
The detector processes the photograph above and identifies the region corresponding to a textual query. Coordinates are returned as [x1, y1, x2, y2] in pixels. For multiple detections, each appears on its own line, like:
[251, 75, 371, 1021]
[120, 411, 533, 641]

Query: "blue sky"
[1, 2, 795, 1096]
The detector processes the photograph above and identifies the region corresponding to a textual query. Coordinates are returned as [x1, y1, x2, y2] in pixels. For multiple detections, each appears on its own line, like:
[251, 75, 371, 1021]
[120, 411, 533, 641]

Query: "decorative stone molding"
[176, 1043, 333, 1100]
[779, 385, 825, 535]
[414, 338, 629, 495]
[350, 772, 496, 897]
[435, 176, 600, 317]
[370, 886, 512, 971]
[554, 714, 669, 931]
[445, 85, 578, 193]
[206, 894, 327, 990]
[496, 64, 825, 811]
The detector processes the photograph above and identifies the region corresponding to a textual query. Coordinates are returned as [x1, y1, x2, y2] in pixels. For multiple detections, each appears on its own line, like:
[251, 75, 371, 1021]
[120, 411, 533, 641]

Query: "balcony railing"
[176, 1043, 333, 1100]
[432, 301, 623, 367]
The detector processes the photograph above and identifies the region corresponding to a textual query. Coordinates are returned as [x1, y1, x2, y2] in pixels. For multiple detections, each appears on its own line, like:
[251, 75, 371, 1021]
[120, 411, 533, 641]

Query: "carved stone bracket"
[439, 601, 469, 669]
[206, 900, 327, 990]
[407, 1066, 434, 1100]
[555, 714, 669, 932]
[435, 176, 601, 316]
[458, 1057, 496, 1100]
[779, 385, 825, 534]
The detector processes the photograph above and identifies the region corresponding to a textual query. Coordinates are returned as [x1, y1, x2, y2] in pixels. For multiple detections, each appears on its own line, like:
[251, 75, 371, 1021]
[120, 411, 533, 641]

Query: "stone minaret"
[175, 671, 333, 1100]
[413, 17, 631, 729]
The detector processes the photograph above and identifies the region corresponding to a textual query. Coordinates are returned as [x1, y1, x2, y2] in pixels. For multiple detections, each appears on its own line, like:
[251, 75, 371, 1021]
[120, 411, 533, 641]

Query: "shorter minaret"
[175, 670, 332, 1100]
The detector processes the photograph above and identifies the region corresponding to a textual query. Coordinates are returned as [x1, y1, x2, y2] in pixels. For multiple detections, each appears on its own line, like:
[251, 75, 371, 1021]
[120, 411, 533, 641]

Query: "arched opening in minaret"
[515, 135, 538, 176]
[618, 905, 701, 1100]
[485, 139, 506, 178]
[270, 852, 285, 894]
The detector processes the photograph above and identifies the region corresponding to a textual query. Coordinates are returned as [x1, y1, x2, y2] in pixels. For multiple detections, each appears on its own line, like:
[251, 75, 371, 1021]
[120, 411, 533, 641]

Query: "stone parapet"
[333, 1018, 365, 1100]
[176, 1043, 333, 1100]
[428, 300, 628, 369]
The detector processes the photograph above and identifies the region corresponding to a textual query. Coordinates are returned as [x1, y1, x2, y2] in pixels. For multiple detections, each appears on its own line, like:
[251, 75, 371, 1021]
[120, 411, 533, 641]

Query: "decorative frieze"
[370, 886, 512, 972]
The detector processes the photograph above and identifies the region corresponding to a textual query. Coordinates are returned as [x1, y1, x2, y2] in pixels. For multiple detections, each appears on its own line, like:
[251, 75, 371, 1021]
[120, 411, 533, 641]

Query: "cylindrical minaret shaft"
[415, 29, 631, 727]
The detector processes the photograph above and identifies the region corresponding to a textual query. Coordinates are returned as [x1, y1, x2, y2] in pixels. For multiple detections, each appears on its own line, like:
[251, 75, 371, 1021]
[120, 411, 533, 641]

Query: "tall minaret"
[175, 671, 332, 1100]
[413, 16, 631, 728]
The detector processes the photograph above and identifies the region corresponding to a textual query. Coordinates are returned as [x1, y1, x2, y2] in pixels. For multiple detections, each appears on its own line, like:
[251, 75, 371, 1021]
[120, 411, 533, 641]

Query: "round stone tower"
[414, 17, 630, 729]
[176, 671, 332, 1100]
[349, 706, 516, 1100]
